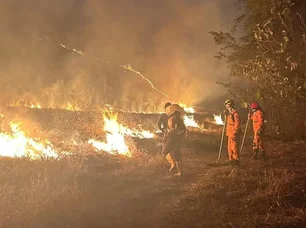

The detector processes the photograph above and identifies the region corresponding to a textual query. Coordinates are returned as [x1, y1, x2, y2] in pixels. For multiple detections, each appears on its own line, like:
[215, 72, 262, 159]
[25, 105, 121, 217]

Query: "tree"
[211, 0, 306, 139]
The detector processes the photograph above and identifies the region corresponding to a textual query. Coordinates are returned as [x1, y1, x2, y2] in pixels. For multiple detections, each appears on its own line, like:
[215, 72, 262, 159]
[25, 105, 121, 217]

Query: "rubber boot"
[252, 149, 258, 159]
[165, 153, 176, 172]
[174, 161, 182, 177]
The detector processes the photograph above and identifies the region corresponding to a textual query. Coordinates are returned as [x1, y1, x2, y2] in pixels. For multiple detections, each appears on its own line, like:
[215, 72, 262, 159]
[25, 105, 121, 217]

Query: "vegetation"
[210, 0, 306, 139]
[0, 140, 305, 227]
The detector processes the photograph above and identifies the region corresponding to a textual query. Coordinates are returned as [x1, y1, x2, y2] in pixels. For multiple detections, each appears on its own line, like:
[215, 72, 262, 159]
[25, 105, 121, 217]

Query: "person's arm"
[157, 114, 164, 132]
[234, 112, 241, 134]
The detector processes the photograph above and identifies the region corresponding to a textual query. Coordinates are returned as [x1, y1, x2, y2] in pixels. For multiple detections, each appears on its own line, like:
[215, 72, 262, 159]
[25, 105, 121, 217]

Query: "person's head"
[164, 102, 172, 109]
[250, 102, 259, 112]
[224, 99, 234, 110]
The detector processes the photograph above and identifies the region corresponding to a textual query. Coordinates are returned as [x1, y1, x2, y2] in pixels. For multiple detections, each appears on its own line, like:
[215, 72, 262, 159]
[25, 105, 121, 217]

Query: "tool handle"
[217, 114, 227, 162]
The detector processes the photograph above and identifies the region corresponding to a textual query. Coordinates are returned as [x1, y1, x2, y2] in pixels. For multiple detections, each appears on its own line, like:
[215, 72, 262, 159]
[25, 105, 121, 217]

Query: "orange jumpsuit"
[226, 108, 241, 161]
[250, 109, 265, 151]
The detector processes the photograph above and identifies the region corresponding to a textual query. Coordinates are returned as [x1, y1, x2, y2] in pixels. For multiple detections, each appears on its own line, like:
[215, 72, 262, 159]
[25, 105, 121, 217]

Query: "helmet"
[164, 102, 172, 108]
[250, 102, 259, 109]
[224, 99, 234, 106]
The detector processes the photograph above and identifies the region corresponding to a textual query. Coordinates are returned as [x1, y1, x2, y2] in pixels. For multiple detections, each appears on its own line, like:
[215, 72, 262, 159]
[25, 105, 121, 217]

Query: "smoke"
[0, 0, 237, 111]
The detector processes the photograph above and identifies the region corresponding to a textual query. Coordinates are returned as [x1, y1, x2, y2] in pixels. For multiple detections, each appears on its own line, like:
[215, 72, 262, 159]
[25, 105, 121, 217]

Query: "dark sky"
[0, 0, 238, 111]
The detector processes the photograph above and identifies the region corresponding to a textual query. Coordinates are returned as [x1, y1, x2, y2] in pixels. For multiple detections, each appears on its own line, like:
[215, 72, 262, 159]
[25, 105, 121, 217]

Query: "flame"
[183, 115, 199, 128]
[213, 114, 224, 125]
[9, 101, 42, 109]
[179, 102, 195, 113]
[88, 111, 154, 156]
[0, 121, 59, 159]
[64, 102, 81, 111]
[178, 103, 199, 128]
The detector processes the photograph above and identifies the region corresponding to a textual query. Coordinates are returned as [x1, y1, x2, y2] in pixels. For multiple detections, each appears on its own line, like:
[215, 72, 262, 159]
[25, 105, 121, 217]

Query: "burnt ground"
[1, 139, 306, 228]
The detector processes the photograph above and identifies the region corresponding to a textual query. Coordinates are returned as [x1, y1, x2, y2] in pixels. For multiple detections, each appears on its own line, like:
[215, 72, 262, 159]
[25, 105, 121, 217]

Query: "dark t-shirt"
[158, 113, 168, 133]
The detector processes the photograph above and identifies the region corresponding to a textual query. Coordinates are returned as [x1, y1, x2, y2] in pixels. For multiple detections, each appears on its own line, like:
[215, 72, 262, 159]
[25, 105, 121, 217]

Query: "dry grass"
[0, 140, 305, 228]
[161, 141, 306, 228]
[0, 152, 167, 228]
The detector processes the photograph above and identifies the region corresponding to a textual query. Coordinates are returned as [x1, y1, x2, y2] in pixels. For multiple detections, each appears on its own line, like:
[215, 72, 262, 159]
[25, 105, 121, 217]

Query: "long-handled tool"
[216, 114, 227, 163]
[240, 116, 250, 156]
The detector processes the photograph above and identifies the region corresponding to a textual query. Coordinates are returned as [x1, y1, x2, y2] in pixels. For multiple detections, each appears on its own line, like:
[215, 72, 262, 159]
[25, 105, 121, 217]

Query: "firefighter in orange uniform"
[224, 99, 241, 166]
[248, 102, 266, 159]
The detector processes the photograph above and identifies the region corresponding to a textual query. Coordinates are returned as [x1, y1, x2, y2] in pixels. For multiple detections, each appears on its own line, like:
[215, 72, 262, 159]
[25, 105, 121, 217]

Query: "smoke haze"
[0, 0, 237, 112]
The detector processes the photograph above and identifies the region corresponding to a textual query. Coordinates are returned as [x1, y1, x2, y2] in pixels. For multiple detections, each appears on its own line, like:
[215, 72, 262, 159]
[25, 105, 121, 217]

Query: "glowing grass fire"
[213, 114, 224, 125]
[88, 111, 154, 156]
[9, 101, 42, 109]
[0, 121, 59, 159]
[64, 102, 81, 111]
[179, 103, 200, 128]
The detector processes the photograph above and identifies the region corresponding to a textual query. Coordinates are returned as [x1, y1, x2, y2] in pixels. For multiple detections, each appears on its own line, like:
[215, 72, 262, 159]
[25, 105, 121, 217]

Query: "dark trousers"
[162, 136, 182, 161]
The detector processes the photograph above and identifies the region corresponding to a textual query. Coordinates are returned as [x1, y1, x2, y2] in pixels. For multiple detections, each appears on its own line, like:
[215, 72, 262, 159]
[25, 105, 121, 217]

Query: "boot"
[165, 153, 176, 172]
[174, 161, 182, 177]
[252, 150, 258, 159]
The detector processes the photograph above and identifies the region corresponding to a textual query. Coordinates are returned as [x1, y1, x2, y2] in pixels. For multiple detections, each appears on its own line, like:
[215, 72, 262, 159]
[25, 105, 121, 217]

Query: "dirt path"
[77, 147, 232, 228]
[78, 140, 306, 228]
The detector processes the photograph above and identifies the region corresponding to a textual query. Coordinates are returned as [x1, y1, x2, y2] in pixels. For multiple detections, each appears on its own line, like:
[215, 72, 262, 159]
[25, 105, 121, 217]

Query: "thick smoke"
[0, 0, 236, 112]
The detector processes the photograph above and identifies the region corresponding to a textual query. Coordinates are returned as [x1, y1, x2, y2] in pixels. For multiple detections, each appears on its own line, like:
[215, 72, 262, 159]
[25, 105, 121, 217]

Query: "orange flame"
[213, 114, 224, 125]
[0, 121, 59, 159]
[64, 102, 81, 111]
[9, 101, 42, 109]
[179, 103, 200, 128]
[88, 111, 154, 156]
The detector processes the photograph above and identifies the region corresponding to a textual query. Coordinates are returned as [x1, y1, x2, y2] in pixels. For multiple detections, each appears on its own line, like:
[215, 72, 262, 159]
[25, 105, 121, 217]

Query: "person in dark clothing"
[162, 110, 187, 177]
[157, 102, 172, 133]
[156, 102, 172, 154]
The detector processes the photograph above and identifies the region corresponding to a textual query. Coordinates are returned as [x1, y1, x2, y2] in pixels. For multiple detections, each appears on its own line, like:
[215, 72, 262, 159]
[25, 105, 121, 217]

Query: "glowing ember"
[179, 102, 195, 113]
[213, 114, 224, 125]
[9, 101, 42, 109]
[183, 115, 199, 128]
[88, 111, 154, 156]
[64, 102, 81, 111]
[0, 122, 59, 159]
[178, 103, 199, 128]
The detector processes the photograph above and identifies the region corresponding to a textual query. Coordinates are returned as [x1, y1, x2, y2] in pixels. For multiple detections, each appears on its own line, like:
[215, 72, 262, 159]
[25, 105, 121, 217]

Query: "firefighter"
[162, 106, 186, 177]
[248, 102, 266, 159]
[224, 99, 241, 166]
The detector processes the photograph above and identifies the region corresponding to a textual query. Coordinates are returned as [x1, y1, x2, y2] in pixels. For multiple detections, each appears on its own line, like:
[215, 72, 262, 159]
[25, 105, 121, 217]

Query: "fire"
[179, 102, 195, 113]
[64, 102, 81, 111]
[88, 111, 154, 156]
[213, 114, 224, 125]
[183, 115, 199, 128]
[179, 103, 200, 128]
[0, 121, 59, 159]
[9, 101, 42, 109]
